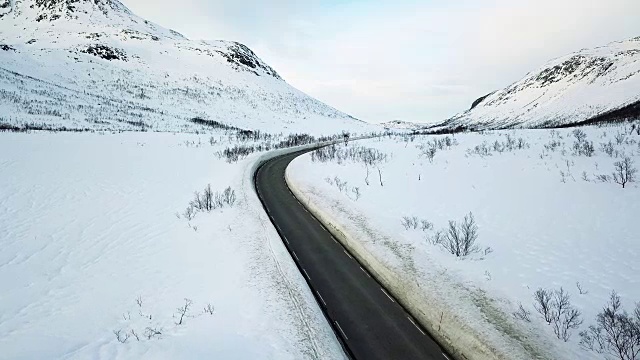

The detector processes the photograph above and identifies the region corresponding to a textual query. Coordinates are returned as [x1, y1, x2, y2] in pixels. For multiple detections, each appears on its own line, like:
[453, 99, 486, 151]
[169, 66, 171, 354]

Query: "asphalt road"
[255, 149, 451, 360]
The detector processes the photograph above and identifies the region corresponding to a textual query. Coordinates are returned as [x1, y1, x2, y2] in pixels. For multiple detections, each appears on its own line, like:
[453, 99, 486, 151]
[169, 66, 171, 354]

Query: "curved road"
[255, 149, 451, 360]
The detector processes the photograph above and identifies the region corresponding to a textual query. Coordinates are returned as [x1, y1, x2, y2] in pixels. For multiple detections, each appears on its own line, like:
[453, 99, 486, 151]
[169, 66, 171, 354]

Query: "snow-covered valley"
[0, 131, 347, 360]
[287, 123, 640, 359]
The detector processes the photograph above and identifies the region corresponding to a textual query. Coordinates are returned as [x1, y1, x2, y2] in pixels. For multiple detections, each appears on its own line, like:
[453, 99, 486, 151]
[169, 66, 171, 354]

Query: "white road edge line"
[343, 249, 353, 259]
[442, 353, 451, 360]
[381, 288, 395, 303]
[332, 237, 338, 244]
[316, 291, 327, 306]
[303, 269, 310, 279]
[407, 316, 426, 335]
[292, 251, 299, 261]
[359, 266, 371, 277]
[283, 236, 289, 245]
[335, 321, 348, 340]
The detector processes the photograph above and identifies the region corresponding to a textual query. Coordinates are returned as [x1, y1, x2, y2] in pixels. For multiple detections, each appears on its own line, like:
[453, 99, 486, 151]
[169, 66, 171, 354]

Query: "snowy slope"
[0, 0, 371, 135]
[441, 36, 640, 130]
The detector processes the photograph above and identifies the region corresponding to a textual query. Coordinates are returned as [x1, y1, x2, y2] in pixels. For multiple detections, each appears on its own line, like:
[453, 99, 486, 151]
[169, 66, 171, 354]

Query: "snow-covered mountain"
[440, 36, 640, 130]
[0, 0, 370, 134]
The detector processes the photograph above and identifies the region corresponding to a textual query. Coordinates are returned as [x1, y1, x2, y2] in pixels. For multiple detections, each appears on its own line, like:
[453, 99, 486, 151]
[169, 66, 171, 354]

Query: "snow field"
[0, 132, 344, 360]
[287, 124, 640, 360]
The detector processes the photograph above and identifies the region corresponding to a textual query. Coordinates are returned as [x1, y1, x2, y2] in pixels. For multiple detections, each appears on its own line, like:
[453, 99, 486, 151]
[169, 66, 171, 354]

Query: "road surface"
[255, 149, 451, 360]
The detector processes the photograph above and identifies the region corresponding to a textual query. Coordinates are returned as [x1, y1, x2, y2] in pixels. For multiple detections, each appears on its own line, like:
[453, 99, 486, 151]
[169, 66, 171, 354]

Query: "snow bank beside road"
[0, 132, 344, 360]
[287, 125, 640, 360]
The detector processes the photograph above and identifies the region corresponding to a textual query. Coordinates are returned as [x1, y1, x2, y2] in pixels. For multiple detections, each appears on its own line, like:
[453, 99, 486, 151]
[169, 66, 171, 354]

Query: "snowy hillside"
[440, 36, 640, 130]
[0, 0, 370, 134]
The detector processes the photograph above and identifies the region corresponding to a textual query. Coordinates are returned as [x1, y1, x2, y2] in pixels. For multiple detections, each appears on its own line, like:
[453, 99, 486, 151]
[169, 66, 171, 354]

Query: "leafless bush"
[421, 219, 433, 231]
[202, 184, 214, 211]
[204, 303, 215, 315]
[573, 129, 587, 142]
[130, 329, 140, 341]
[401, 216, 419, 230]
[571, 129, 595, 157]
[433, 212, 480, 257]
[534, 288, 554, 324]
[613, 157, 637, 188]
[580, 291, 640, 360]
[615, 132, 627, 145]
[601, 140, 616, 157]
[468, 141, 492, 157]
[576, 282, 588, 295]
[551, 288, 583, 341]
[534, 287, 583, 341]
[595, 174, 612, 183]
[113, 329, 130, 343]
[513, 302, 532, 322]
[418, 137, 458, 162]
[218, 187, 236, 207]
[545, 138, 563, 152]
[175, 298, 193, 325]
[311, 144, 388, 165]
[188, 185, 236, 217]
[183, 204, 195, 221]
[144, 327, 162, 340]
[352, 187, 361, 200]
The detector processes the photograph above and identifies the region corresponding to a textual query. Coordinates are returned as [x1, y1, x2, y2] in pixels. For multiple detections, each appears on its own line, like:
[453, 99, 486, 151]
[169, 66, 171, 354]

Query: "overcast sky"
[125, 0, 640, 124]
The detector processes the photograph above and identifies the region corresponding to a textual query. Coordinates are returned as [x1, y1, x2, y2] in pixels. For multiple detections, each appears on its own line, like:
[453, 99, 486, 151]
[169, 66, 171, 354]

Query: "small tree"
[580, 291, 640, 360]
[534, 288, 554, 324]
[175, 298, 193, 325]
[203, 184, 214, 211]
[613, 157, 637, 188]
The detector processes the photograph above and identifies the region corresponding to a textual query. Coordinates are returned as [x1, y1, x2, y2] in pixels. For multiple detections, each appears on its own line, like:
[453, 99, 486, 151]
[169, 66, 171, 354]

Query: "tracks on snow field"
[254, 148, 452, 360]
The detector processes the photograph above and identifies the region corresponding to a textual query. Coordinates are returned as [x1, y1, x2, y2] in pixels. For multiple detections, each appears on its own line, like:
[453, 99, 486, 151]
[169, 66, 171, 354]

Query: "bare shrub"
[615, 132, 627, 145]
[436, 212, 480, 257]
[576, 282, 588, 295]
[534, 287, 583, 341]
[572, 129, 595, 157]
[352, 187, 361, 200]
[601, 140, 615, 157]
[175, 298, 193, 325]
[221, 187, 236, 206]
[595, 174, 612, 183]
[183, 204, 195, 221]
[468, 141, 492, 157]
[551, 288, 583, 341]
[113, 329, 130, 343]
[202, 184, 214, 211]
[401, 216, 419, 230]
[613, 157, 637, 188]
[534, 288, 554, 324]
[204, 303, 215, 315]
[513, 302, 532, 322]
[580, 291, 640, 360]
[144, 327, 162, 340]
[420, 219, 433, 231]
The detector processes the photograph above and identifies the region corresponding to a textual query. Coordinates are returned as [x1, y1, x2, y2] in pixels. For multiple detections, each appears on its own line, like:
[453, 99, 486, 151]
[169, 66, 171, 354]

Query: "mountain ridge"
[438, 36, 640, 130]
[0, 0, 370, 134]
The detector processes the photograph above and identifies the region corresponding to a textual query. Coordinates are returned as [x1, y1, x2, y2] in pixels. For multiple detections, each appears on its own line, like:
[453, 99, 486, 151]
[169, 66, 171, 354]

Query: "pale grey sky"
[125, 0, 640, 124]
